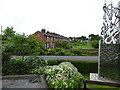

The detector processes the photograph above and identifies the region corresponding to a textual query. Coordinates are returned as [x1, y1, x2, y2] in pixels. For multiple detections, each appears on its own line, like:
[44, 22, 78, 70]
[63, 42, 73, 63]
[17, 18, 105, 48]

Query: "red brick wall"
[33, 31, 70, 48]
[34, 31, 47, 42]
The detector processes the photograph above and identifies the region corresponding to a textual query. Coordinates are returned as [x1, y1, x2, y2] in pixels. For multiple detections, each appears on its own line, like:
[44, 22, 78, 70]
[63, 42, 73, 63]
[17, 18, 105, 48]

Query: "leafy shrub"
[91, 40, 99, 49]
[24, 56, 47, 74]
[69, 49, 98, 56]
[85, 51, 98, 56]
[24, 56, 47, 68]
[2, 56, 47, 75]
[47, 49, 56, 55]
[46, 48, 98, 56]
[2, 57, 28, 75]
[54, 48, 65, 55]
[44, 62, 83, 88]
[62, 51, 75, 56]
[55, 41, 71, 49]
[46, 48, 66, 56]
[48, 59, 98, 74]
[2, 53, 11, 64]
[70, 49, 82, 56]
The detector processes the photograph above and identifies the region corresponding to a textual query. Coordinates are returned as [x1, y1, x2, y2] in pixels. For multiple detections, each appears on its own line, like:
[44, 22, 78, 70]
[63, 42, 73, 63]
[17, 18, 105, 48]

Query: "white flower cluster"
[44, 62, 83, 88]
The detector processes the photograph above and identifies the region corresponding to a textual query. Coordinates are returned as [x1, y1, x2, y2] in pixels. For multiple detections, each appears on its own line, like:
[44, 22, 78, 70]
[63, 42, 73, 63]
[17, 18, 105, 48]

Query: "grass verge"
[83, 74, 120, 89]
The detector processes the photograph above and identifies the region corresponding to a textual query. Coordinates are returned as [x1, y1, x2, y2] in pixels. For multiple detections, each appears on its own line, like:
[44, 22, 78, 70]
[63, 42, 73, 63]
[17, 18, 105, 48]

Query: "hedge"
[47, 59, 98, 74]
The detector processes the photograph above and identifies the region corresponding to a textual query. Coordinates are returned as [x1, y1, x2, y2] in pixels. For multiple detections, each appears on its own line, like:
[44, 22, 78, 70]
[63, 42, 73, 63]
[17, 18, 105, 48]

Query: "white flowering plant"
[44, 62, 83, 88]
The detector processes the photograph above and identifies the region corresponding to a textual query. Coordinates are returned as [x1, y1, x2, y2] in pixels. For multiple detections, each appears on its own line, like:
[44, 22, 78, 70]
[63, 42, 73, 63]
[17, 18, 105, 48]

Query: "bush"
[69, 49, 98, 56]
[54, 48, 65, 55]
[91, 40, 99, 49]
[47, 59, 98, 74]
[2, 57, 28, 75]
[24, 56, 47, 74]
[46, 48, 66, 56]
[85, 50, 98, 56]
[46, 48, 98, 56]
[44, 62, 83, 88]
[70, 49, 82, 56]
[62, 51, 75, 56]
[2, 56, 47, 75]
[47, 49, 56, 55]
[24, 56, 47, 68]
[55, 41, 71, 49]
[2, 53, 11, 64]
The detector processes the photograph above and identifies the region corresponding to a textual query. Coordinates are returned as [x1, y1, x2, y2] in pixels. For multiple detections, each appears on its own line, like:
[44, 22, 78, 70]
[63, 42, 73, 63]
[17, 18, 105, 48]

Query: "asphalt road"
[38, 56, 99, 60]
[12, 55, 99, 60]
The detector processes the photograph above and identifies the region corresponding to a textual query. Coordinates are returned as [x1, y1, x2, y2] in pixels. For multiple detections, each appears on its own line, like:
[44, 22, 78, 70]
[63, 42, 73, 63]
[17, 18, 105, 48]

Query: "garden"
[2, 27, 119, 89]
[1, 27, 100, 59]
[2, 56, 83, 88]
[2, 56, 120, 89]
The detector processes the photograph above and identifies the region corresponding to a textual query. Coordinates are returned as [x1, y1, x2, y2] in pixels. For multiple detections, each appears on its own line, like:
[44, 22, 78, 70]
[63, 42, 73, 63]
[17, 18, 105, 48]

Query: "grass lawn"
[72, 42, 94, 49]
[83, 74, 120, 89]
[72, 45, 94, 49]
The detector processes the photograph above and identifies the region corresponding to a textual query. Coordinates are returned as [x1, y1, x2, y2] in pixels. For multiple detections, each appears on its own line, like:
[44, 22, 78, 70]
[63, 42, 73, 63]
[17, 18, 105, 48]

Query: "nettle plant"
[44, 62, 83, 88]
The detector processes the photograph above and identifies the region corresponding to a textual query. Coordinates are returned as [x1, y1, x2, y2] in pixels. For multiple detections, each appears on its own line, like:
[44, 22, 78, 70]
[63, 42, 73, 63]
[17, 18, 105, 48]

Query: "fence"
[83, 80, 120, 89]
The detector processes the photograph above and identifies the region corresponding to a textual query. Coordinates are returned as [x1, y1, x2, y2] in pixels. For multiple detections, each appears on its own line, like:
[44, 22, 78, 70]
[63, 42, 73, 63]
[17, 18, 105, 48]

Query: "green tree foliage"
[28, 34, 45, 55]
[11, 34, 45, 56]
[55, 41, 71, 49]
[2, 27, 16, 63]
[91, 40, 99, 49]
[76, 36, 88, 41]
[2, 56, 47, 75]
[69, 36, 88, 42]
[2, 26, 16, 52]
[12, 34, 31, 56]
[2, 26, 15, 40]
[89, 34, 102, 41]
[2, 26, 45, 61]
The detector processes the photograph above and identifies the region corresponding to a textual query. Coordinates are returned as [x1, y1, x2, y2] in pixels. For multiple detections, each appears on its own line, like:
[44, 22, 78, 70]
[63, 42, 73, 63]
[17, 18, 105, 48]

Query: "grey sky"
[1, 0, 117, 37]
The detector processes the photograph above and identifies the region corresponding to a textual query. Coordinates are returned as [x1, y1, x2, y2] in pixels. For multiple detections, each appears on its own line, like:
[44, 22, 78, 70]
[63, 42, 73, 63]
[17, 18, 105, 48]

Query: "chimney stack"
[41, 29, 46, 33]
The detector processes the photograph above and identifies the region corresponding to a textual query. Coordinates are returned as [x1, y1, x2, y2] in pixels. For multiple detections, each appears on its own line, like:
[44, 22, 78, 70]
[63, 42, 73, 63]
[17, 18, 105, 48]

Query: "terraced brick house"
[33, 29, 70, 48]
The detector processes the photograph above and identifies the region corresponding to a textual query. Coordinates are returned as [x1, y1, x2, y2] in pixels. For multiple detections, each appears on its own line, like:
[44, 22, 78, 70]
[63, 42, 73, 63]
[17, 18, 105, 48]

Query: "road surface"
[38, 56, 99, 60]
[12, 55, 99, 60]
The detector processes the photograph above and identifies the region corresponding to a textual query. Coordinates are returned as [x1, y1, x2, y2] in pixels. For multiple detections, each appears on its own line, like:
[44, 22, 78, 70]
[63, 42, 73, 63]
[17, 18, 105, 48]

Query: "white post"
[1, 26, 2, 35]
[98, 40, 101, 78]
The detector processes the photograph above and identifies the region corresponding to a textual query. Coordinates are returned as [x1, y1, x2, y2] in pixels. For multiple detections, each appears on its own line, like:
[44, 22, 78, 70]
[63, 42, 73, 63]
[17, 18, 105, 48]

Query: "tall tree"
[2, 27, 16, 63]
[89, 34, 102, 41]
[2, 26, 45, 59]
[77, 36, 88, 41]
[2, 26, 16, 54]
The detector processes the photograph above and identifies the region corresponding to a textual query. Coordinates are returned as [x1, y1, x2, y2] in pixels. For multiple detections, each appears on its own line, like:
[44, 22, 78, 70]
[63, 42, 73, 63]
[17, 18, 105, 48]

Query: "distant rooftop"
[36, 29, 69, 40]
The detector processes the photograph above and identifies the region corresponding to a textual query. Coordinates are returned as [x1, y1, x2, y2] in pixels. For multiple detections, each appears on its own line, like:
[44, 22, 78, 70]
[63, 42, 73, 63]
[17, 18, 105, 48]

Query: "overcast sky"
[0, 0, 118, 37]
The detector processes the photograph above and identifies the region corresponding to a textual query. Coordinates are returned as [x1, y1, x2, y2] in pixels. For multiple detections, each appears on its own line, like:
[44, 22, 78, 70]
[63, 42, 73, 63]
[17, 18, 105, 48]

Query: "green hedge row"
[45, 48, 98, 56]
[2, 56, 47, 75]
[47, 59, 98, 74]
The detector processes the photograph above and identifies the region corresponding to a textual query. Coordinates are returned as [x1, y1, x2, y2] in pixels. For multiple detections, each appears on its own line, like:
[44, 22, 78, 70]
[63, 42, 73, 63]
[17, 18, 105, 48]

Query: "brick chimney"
[41, 29, 46, 33]
[46, 31, 50, 34]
